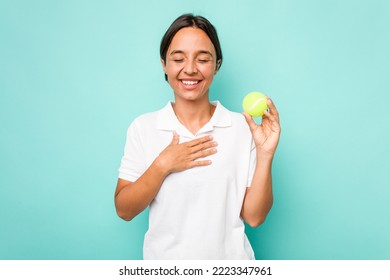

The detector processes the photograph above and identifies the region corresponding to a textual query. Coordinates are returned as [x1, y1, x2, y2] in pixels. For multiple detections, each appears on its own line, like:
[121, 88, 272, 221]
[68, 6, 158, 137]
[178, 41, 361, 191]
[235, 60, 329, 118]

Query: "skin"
[162, 27, 220, 134]
[114, 27, 281, 227]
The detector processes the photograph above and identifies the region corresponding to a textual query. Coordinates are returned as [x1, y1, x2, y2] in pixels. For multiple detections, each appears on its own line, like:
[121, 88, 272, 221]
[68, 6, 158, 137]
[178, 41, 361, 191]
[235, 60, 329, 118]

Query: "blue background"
[1, 0, 389, 259]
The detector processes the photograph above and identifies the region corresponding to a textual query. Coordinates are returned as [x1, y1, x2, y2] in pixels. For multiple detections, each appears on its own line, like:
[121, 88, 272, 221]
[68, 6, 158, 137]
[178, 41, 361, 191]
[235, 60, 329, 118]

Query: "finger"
[190, 159, 212, 167]
[242, 112, 258, 132]
[190, 147, 217, 160]
[189, 140, 218, 154]
[267, 98, 279, 120]
[263, 110, 281, 131]
[170, 131, 180, 145]
[186, 135, 214, 147]
[262, 109, 278, 124]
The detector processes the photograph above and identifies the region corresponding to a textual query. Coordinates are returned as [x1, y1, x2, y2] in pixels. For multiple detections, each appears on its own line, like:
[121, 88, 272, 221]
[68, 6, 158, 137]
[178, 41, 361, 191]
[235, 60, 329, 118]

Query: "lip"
[180, 79, 202, 90]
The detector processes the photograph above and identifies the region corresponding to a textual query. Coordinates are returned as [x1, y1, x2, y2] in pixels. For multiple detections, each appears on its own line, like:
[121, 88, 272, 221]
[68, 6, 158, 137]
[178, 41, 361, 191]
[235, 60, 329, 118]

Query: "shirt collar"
[157, 101, 232, 133]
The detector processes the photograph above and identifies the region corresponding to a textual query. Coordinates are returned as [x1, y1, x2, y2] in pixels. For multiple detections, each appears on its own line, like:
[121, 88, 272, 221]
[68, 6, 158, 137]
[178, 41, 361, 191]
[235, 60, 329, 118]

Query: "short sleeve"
[118, 120, 146, 182]
[246, 139, 257, 187]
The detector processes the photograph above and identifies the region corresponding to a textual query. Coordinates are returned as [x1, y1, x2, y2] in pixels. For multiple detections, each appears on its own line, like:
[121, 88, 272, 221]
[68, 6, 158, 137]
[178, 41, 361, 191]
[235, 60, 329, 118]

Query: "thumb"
[170, 131, 180, 145]
[242, 112, 257, 132]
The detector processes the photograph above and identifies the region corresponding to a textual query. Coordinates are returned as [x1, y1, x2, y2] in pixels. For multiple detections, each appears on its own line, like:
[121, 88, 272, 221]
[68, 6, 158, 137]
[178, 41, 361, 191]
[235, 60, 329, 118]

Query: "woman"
[115, 14, 281, 260]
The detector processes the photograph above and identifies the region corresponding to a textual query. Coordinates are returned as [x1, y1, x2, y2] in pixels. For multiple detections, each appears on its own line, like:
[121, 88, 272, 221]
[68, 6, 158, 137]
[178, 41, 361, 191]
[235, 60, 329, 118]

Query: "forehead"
[168, 27, 216, 55]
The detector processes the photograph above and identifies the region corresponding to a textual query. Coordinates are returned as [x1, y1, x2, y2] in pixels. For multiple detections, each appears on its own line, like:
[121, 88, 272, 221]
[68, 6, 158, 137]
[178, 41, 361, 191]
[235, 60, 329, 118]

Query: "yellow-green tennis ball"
[242, 91, 268, 117]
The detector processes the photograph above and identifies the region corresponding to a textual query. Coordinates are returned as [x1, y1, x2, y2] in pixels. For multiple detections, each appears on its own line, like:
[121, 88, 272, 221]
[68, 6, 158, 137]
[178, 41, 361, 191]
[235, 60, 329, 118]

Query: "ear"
[215, 59, 221, 74]
[161, 58, 167, 73]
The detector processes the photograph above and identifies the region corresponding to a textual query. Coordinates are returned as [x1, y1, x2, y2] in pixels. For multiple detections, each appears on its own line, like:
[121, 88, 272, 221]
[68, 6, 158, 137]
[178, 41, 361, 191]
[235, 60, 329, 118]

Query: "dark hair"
[160, 13, 223, 81]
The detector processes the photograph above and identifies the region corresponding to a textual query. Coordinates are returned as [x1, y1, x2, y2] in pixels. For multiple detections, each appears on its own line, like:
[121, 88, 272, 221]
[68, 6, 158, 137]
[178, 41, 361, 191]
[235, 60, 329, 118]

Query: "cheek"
[202, 68, 216, 80]
[166, 67, 182, 84]
[166, 65, 183, 77]
[199, 64, 217, 76]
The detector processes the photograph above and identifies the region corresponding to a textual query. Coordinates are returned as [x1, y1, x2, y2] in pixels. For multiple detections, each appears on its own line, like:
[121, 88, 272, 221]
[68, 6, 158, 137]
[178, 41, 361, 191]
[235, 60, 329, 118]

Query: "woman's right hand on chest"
[155, 132, 218, 175]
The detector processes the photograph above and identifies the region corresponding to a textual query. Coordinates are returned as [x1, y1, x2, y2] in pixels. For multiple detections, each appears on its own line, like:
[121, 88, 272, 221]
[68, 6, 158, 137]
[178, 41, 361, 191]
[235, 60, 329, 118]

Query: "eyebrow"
[169, 50, 214, 57]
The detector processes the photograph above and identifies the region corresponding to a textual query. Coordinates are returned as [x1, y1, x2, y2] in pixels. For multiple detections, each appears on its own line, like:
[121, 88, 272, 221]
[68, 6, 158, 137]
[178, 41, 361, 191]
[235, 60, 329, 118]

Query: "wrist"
[256, 150, 274, 164]
[153, 156, 171, 177]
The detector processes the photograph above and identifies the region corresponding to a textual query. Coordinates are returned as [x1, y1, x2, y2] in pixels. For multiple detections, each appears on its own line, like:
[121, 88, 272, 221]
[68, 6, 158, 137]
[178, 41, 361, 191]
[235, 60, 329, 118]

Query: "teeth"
[182, 80, 199, 85]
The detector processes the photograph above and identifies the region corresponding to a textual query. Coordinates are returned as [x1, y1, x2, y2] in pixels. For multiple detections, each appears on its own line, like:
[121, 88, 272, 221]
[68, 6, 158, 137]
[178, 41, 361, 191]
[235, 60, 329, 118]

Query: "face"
[161, 27, 220, 102]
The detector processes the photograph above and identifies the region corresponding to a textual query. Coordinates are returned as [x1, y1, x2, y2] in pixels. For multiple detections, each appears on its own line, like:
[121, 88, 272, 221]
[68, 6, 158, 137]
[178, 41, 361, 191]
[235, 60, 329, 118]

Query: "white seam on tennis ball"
[246, 98, 266, 111]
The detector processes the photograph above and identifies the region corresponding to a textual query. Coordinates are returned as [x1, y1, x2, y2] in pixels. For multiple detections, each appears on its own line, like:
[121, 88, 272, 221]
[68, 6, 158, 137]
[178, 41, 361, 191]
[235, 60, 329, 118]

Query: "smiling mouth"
[181, 80, 200, 85]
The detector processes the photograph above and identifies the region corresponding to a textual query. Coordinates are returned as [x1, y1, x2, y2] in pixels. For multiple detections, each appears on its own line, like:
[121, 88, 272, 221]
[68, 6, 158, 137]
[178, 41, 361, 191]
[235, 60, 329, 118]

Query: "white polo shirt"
[119, 101, 257, 260]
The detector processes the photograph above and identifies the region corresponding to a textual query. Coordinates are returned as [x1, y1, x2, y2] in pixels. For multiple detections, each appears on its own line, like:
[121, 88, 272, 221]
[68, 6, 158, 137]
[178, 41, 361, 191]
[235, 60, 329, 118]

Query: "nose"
[183, 60, 198, 75]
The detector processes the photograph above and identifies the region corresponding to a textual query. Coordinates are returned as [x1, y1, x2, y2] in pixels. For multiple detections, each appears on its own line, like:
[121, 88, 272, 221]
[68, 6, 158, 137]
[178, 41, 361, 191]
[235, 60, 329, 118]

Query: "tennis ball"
[242, 91, 269, 117]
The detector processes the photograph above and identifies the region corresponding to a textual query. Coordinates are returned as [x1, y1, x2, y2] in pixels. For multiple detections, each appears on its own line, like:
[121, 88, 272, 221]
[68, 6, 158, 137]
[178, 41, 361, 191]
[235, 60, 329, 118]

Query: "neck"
[172, 98, 216, 135]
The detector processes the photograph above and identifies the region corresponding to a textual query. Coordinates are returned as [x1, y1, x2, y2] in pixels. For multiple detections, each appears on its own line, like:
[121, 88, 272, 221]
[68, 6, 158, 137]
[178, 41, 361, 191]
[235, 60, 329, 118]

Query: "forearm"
[115, 133, 217, 221]
[241, 153, 274, 227]
[115, 159, 168, 221]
